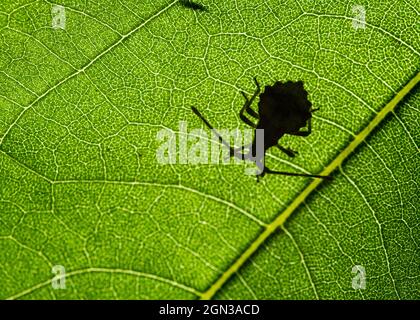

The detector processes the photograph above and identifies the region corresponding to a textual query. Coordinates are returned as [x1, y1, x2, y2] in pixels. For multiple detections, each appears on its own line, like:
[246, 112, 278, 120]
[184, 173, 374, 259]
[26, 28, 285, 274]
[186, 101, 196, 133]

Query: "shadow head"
[258, 80, 313, 134]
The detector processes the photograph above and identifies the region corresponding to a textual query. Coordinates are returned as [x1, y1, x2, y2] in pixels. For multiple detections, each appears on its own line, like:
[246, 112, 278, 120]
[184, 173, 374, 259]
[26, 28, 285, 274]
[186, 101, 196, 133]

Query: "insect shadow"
[192, 78, 331, 180]
[180, 0, 208, 11]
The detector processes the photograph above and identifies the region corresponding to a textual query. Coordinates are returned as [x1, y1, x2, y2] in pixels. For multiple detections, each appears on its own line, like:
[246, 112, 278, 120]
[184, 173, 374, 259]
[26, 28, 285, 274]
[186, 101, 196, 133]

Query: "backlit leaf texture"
[0, 0, 418, 299]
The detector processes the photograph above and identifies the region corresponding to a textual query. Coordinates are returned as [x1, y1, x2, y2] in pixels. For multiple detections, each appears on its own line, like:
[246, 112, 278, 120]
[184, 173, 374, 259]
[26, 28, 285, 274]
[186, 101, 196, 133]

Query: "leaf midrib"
[201, 70, 420, 300]
[0, 1, 418, 300]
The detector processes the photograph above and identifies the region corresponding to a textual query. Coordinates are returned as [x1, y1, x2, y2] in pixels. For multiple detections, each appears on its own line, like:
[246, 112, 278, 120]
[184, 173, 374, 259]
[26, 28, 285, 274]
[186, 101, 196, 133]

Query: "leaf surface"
[0, 0, 418, 299]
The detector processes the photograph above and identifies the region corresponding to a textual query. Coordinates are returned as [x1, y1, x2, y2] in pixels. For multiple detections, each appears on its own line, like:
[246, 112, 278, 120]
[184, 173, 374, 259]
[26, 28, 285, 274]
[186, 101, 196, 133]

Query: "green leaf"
[0, 0, 418, 299]
[213, 88, 420, 299]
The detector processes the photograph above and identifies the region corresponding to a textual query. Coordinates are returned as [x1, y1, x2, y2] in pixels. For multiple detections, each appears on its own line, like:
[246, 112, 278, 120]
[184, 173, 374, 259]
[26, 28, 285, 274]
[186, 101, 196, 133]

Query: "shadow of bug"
[180, 0, 208, 11]
[192, 78, 331, 180]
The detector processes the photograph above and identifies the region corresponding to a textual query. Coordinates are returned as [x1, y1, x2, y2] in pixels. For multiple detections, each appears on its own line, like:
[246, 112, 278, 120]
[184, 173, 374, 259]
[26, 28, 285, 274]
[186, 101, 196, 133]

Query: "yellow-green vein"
[201, 69, 420, 300]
